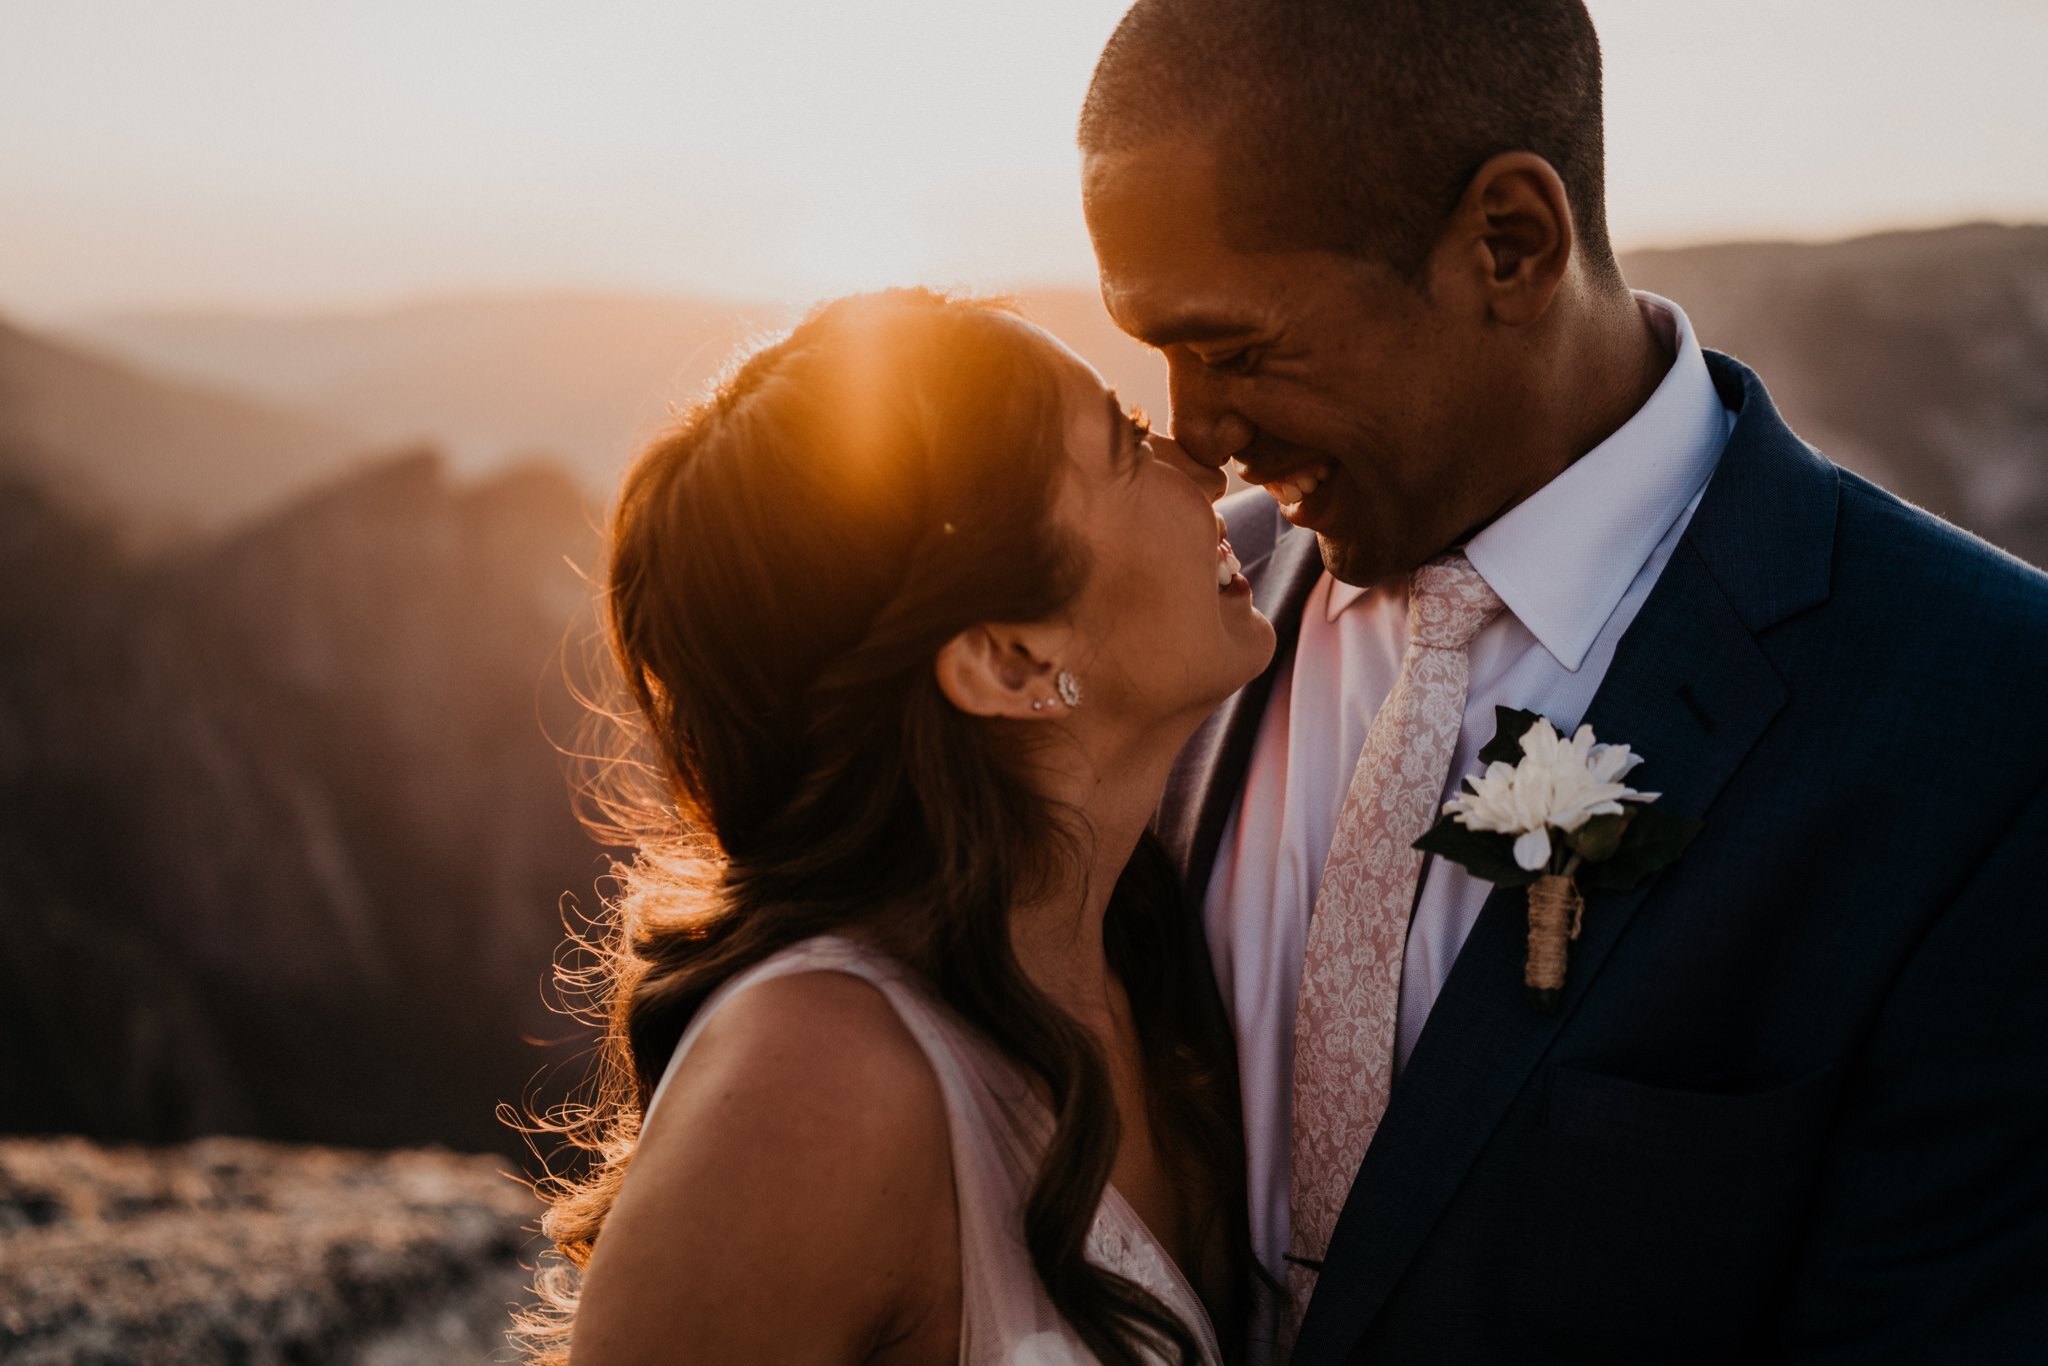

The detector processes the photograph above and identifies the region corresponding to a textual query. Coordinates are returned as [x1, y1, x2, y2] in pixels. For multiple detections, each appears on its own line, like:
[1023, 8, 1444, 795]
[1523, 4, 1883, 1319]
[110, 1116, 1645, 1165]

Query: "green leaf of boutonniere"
[1414, 818, 1543, 887]
[1476, 706, 1548, 766]
[1578, 805, 1705, 892]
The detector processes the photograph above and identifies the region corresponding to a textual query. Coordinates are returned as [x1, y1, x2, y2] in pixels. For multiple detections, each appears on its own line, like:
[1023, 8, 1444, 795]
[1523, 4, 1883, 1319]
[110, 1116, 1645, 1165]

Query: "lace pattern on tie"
[1284, 554, 1503, 1340]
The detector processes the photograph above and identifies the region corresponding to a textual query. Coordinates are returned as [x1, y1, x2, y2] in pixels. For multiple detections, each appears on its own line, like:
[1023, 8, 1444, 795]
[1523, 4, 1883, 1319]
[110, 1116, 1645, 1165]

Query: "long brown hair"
[517, 290, 1252, 1363]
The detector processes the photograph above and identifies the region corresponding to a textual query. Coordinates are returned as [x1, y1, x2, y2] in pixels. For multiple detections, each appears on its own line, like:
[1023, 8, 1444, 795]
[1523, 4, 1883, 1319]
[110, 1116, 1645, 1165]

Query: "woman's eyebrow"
[1105, 389, 1129, 462]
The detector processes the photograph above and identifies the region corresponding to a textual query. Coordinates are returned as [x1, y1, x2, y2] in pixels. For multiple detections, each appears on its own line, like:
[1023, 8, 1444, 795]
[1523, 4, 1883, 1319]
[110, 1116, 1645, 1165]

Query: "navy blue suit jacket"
[1158, 353, 2048, 1364]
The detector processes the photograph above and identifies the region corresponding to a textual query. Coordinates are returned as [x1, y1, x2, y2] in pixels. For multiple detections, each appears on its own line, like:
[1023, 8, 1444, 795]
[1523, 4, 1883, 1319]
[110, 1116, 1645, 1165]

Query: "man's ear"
[1440, 151, 1574, 328]
[934, 622, 1068, 720]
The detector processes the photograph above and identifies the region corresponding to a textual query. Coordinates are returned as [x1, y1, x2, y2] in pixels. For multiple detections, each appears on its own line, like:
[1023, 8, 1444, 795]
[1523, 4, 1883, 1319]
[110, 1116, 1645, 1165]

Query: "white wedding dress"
[645, 933, 1225, 1365]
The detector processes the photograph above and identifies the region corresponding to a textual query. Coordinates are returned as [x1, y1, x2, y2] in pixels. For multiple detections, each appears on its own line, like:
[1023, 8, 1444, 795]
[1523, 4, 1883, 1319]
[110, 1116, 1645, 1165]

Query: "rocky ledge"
[0, 1135, 546, 1364]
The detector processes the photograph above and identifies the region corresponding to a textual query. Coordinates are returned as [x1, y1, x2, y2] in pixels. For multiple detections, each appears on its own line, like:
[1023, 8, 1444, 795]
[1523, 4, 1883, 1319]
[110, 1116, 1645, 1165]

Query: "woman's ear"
[934, 623, 1068, 719]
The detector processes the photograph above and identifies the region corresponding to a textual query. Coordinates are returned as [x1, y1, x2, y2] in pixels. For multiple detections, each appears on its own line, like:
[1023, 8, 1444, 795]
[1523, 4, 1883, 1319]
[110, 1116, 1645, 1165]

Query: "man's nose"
[1167, 359, 1253, 471]
[1153, 434, 1228, 502]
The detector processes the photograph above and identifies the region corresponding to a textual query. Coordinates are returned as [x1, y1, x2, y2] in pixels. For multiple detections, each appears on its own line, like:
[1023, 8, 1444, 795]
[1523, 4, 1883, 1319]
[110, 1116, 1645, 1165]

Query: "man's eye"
[1203, 348, 1261, 378]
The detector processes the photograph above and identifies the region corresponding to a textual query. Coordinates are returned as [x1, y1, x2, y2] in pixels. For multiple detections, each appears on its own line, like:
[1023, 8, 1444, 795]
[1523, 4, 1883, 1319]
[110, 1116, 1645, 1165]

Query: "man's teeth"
[1258, 465, 1328, 508]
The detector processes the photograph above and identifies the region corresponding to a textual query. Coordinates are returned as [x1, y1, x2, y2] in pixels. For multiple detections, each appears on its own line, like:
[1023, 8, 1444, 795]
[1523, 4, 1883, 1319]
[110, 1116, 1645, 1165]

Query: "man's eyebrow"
[1128, 311, 1255, 350]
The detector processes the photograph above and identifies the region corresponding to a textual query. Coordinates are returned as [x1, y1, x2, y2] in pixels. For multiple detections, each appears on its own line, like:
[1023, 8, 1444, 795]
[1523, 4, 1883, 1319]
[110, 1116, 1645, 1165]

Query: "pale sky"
[2, 0, 2044, 322]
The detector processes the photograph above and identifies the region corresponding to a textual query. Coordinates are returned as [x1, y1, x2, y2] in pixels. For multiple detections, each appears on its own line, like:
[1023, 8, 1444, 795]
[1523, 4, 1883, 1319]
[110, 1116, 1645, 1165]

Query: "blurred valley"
[2, 221, 2044, 1169]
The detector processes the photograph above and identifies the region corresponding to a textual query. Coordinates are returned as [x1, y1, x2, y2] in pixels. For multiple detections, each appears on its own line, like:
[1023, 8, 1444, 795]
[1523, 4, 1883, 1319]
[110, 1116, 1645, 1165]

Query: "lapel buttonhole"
[1676, 682, 1716, 732]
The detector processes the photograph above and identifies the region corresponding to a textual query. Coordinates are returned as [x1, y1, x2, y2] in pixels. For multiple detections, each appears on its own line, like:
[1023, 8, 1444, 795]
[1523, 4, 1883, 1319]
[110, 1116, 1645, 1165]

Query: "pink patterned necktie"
[1282, 552, 1504, 1346]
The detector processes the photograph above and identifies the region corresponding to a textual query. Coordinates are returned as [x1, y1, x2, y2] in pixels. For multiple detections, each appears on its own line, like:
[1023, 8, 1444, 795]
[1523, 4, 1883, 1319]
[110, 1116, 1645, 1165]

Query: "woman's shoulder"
[640, 934, 936, 1117]
[689, 948, 947, 1128]
[651, 939, 953, 1195]
[575, 945, 959, 1362]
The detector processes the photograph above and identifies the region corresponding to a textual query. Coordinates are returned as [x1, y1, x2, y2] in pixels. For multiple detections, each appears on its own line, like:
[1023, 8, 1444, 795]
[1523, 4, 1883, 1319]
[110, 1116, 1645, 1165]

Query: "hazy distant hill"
[1627, 222, 2048, 568]
[63, 287, 1173, 495]
[62, 292, 802, 490]
[0, 449, 608, 1154]
[65, 223, 2048, 568]
[0, 316, 368, 549]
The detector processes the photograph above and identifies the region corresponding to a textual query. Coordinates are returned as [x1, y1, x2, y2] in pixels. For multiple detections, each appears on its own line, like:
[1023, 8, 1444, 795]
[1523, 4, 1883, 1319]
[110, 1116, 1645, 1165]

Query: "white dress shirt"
[1202, 293, 1738, 1288]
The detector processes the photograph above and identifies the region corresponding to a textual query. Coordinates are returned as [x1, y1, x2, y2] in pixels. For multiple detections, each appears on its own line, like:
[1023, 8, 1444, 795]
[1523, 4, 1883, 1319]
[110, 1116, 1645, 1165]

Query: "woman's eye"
[1125, 408, 1155, 468]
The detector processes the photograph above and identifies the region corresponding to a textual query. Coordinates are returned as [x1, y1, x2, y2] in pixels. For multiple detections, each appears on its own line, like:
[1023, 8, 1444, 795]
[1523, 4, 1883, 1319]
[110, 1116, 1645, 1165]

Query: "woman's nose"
[1153, 434, 1228, 502]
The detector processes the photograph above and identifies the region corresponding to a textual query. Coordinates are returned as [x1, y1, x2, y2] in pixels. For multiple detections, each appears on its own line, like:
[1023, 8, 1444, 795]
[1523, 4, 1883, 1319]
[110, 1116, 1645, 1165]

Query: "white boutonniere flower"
[1416, 708, 1703, 1013]
[1442, 717, 1658, 873]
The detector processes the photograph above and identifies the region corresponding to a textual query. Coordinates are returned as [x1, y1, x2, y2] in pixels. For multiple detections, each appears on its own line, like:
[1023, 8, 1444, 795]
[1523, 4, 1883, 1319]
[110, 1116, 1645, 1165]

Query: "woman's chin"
[1196, 610, 1279, 708]
[1238, 610, 1279, 679]
[1220, 584, 1277, 664]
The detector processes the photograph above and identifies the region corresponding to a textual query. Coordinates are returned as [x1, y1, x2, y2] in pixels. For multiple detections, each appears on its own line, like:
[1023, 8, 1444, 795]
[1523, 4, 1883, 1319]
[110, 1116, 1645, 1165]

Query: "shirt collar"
[1326, 291, 1731, 671]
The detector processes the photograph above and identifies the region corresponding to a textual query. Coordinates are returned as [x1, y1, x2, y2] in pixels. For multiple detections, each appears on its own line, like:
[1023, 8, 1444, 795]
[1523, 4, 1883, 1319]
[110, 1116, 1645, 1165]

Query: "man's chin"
[1316, 531, 1406, 592]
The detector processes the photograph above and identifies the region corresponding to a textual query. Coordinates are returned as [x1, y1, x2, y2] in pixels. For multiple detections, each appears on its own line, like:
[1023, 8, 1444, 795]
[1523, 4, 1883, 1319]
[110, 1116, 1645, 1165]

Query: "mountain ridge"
[0, 316, 371, 550]
[49, 221, 2048, 569]
[2, 218, 2042, 1160]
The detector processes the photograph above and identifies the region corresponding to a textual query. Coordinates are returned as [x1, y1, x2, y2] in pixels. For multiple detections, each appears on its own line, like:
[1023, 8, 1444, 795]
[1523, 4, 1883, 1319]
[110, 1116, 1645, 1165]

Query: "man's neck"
[1478, 284, 1673, 534]
[1557, 285, 1674, 472]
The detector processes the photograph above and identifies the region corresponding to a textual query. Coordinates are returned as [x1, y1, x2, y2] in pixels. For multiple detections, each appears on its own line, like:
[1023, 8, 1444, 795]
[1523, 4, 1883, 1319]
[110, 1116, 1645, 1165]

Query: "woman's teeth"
[1216, 539, 1242, 588]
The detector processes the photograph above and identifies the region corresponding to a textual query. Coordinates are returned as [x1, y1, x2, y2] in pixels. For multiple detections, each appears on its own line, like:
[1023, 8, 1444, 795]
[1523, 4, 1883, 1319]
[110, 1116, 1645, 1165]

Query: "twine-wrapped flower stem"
[1525, 869, 1586, 1013]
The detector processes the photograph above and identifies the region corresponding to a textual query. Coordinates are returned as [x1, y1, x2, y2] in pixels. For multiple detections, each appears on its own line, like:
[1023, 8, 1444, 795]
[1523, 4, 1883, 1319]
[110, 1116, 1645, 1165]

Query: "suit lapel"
[1296, 353, 1840, 1362]
[1157, 515, 1324, 911]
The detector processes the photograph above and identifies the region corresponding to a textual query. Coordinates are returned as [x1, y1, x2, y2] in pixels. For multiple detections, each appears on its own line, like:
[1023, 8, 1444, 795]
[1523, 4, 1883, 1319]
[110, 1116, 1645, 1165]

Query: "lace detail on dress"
[1092, 1191, 1225, 1365]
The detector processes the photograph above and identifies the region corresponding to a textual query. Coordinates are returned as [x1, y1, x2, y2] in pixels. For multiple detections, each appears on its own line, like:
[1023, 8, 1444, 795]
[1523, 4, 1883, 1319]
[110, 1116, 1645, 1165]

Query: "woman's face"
[1041, 334, 1277, 733]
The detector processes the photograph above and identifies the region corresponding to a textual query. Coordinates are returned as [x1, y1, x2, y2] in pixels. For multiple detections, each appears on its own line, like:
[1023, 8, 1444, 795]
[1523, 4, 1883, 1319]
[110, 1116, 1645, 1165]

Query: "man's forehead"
[1085, 144, 1262, 340]
[1098, 165, 1226, 247]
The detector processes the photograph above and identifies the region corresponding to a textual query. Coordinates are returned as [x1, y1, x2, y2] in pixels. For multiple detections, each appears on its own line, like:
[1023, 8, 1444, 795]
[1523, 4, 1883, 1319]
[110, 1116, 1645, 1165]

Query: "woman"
[524, 289, 1276, 1364]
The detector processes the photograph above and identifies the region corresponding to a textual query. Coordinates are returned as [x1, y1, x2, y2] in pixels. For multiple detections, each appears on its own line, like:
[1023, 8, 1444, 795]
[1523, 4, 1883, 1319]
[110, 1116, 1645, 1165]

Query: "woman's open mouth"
[1216, 519, 1247, 593]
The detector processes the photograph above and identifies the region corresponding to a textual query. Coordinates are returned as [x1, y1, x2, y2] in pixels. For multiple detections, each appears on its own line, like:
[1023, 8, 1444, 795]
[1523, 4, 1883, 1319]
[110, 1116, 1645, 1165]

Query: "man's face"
[1083, 139, 1509, 587]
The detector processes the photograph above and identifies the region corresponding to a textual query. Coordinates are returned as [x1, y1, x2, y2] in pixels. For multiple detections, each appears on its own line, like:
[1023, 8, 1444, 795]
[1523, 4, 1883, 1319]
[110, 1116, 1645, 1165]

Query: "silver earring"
[1029, 669, 1083, 711]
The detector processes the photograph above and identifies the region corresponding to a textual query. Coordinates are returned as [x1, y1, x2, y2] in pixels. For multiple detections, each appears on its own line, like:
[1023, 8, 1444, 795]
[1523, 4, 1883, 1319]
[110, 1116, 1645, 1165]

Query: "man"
[1079, 1, 2048, 1362]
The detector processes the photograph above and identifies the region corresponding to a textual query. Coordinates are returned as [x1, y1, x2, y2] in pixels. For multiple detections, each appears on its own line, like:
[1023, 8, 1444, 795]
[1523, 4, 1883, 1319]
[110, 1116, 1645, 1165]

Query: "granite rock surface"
[0, 1135, 545, 1365]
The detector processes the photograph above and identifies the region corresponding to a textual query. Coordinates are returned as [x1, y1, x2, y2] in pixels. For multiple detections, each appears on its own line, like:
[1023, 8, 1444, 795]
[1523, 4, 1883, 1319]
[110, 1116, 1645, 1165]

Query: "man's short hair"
[1080, 0, 1615, 283]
